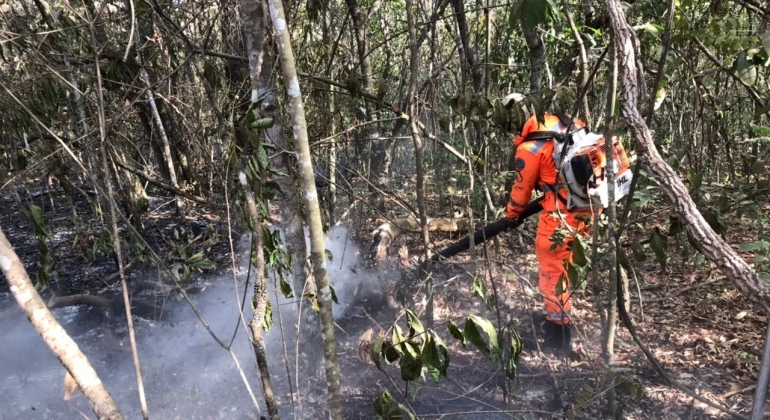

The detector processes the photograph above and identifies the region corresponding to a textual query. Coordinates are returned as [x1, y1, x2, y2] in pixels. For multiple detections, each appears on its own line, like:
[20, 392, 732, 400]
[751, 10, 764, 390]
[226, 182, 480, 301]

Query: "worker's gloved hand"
[503, 217, 522, 231]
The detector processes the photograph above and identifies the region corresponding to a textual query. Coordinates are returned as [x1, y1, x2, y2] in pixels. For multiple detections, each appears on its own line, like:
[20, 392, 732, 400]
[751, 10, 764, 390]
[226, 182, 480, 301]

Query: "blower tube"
[430, 196, 545, 262]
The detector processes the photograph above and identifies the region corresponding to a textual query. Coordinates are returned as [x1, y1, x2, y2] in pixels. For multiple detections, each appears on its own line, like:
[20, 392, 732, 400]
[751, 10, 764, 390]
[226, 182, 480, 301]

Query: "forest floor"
[0, 175, 767, 420]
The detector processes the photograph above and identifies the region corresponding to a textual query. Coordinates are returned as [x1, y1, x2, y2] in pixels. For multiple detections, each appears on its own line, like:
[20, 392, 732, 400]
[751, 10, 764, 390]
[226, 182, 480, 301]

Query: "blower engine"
[554, 129, 634, 211]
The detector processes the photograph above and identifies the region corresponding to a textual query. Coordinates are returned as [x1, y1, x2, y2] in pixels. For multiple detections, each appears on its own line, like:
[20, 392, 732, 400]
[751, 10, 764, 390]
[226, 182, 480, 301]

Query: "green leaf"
[639, 22, 662, 38]
[373, 391, 395, 419]
[631, 239, 647, 262]
[750, 159, 765, 174]
[392, 324, 406, 349]
[373, 390, 416, 420]
[405, 309, 424, 338]
[555, 274, 567, 296]
[472, 276, 486, 302]
[433, 334, 450, 378]
[329, 284, 338, 304]
[735, 51, 758, 86]
[465, 315, 499, 358]
[25, 205, 50, 238]
[324, 248, 334, 262]
[243, 106, 257, 131]
[382, 341, 401, 364]
[566, 263, 579, 286]
[668, 215, 683, 236]
[448, 321, 465, 345]
[719, 195, 730, 213]
[703, 209, 727, 236]
[371, 337, 384, 370]
[739, 241, 770, 253]
[571, 238, 588, 267]
[279, 275, 294, 298]
[755, 103, 770, 118]
[762, 31, 770, 65]
[634, 189, 651, 208]
[650, 229, 668, 271]
[688, 169, 703, 193]
[399, 349, 423, 382]
[505, 329, 523, 379]
[421, 334, 442, 384]
[194, 259, 216, 270]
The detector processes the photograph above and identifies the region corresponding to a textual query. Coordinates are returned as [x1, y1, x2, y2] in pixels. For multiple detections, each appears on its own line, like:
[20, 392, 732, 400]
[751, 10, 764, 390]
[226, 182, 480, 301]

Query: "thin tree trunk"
[328, 86, 338, 223]
[405, 0, 432, 327]
[520, 17, 545, 93]
[484, 0, 491, 96]
[91, 25, 149, 419]
[266, 1, 344, 418]
[0, 228, 126, 420]
[344, 0, 388, 197]
[238, 175, 281, 419]
[239, 0, 322, 379]
[562, 0, 592, 126]
[602, 42, 620, 419]
[603, 0, 770, 311]
[449, 0, 483, 91]
[132, 16, 184, 215]
[139, 67, 184, 215]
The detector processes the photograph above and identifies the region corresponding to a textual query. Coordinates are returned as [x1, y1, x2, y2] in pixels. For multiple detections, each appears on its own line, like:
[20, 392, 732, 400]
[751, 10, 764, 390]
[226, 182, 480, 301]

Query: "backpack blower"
[429, 196, 545, 263]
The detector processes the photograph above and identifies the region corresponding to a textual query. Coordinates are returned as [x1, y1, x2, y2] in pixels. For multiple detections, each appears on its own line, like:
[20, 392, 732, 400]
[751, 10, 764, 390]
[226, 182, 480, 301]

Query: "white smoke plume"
[0, 224, 379, 419]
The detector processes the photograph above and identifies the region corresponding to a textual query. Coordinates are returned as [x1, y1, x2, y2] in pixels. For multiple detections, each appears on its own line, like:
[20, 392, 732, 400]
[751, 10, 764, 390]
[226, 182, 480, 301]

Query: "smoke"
[0, 224, 381, 420]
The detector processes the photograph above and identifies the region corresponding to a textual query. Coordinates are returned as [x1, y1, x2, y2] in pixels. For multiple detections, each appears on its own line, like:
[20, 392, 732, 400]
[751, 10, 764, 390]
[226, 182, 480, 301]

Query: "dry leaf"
[735, 311, 747, 320]
[63, 370, 78, 401]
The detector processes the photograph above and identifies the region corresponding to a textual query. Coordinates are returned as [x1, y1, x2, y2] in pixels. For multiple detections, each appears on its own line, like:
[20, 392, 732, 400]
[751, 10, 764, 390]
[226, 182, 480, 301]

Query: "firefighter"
[503, 111, 596, 350]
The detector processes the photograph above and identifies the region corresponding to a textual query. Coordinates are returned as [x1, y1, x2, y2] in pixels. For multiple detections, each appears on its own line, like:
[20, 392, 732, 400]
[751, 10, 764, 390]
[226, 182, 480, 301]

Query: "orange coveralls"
[505, 113, 594, 325]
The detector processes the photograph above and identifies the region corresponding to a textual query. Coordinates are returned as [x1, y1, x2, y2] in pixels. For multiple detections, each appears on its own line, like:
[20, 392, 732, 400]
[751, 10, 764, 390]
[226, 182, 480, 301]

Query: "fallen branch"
[48, 294, 115, 315]
[92, 258, 139, 287]
[370, 217, 474, 263]
[724, 385, 757, 399]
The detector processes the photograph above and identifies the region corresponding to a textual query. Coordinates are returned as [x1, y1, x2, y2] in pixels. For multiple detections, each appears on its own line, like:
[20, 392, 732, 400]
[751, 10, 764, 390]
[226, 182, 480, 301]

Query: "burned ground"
[0, 175, 767, 419]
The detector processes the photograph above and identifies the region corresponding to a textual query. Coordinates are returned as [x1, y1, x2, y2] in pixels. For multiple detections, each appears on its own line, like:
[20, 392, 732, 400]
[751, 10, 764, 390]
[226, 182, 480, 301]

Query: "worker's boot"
[530, 311, 572, 353]
[542, 319, 572, 352]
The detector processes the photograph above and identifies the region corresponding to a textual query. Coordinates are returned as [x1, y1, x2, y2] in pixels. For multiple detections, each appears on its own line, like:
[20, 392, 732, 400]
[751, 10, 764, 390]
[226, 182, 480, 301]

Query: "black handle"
[430, 197, 545, 262]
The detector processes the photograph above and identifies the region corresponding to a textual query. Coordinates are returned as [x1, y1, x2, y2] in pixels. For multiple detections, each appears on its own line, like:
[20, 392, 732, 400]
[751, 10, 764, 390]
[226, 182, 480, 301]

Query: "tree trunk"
[562, 0, 592, 126]
[603, 0, 770, 312]
[449, 0, 483, 91]
[601, 42, 620, 419]
[132, 13, 185, 215]
[240, 0, 323, 375]
[266, 0, 344, 417]
[138, 66, 185, 215]
[0, 228, 126, 420]
[405, 0, 433, 327]
[343, 0, 389, 198]
[520, 17, 545, 93]
[238, 175, 281, 419]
